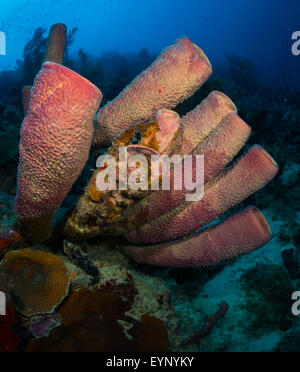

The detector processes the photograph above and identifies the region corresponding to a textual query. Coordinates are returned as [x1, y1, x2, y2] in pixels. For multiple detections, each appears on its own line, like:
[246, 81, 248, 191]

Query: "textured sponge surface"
[16, 62, 102, 222]
[93, 37, 212, 147]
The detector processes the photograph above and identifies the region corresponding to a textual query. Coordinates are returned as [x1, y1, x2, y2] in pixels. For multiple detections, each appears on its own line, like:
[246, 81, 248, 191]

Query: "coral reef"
[0, 242, 173, 352]
[22, 313, 62, 339]
[51, 42, 277, 269]
[25, 310, 168, 352]
[0, 22, 293, 352]
[50, 287, 167, 352]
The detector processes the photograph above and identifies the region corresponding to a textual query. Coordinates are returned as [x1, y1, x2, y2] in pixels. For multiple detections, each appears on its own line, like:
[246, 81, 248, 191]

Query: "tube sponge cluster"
[11, 25, 279, 270]
[125, 145, 279, 245]
[93, 37, 213, 147]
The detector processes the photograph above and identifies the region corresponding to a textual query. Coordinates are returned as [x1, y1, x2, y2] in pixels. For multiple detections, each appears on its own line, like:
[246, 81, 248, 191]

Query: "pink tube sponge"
[123, 206, 272, 267]
[93, 37, 212, 147]
[171, 91, 237, 156]
[45, 23, 67, 64]
[126, 145, 279, 245]
[108, 112, 251, 236]
[15, 62, 102, 242]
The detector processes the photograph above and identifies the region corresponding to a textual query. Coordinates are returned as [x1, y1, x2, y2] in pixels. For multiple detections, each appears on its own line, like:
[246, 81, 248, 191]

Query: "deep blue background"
[0, 0, 299, 89]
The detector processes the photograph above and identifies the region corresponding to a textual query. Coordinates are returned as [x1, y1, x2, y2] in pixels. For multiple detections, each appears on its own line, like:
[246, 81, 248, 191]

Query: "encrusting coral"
[0, 249, 70, 315]
[25, 287, 168, 352]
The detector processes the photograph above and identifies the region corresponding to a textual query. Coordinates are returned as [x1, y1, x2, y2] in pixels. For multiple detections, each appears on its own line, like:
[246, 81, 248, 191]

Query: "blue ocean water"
[0, 0, 299, 89]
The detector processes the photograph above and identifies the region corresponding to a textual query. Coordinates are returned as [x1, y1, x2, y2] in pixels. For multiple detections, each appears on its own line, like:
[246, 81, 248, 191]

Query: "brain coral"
[0, 249, 70, 316]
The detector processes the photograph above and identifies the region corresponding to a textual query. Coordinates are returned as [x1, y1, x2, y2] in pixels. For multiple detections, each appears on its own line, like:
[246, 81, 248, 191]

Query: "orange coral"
[0, 249, 70, 315]
[25, 319, 129, 352]
[89, 184, 102, 202]
[25, 288, 168, 352]
[129, 314, 168, 352]
[58, 288, 130, 325]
